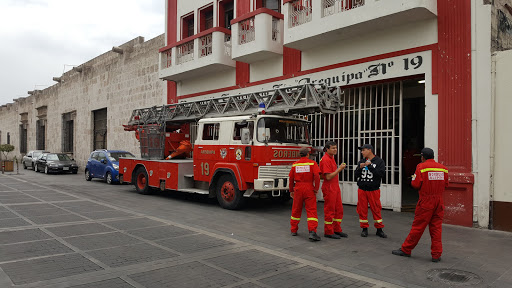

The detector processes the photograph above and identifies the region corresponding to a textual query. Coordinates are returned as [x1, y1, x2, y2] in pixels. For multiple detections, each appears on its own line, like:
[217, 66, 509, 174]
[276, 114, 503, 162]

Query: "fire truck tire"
[134, 167, 152, 195]
[216, 175, 245, 210]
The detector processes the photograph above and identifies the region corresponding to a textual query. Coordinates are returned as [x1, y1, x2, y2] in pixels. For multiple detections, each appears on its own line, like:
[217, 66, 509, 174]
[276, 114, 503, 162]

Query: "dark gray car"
[22, 150, 50, 170]
[35, 153, 78, 174]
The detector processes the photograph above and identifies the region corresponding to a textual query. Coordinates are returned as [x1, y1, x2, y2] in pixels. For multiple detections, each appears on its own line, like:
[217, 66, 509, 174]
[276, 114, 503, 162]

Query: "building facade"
[1, 0, 511, 231]
[0, 36, 167, 169]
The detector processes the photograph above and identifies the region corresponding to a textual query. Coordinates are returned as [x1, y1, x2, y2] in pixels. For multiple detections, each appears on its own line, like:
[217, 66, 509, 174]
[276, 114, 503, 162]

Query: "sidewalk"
[1, 172, 512, 287]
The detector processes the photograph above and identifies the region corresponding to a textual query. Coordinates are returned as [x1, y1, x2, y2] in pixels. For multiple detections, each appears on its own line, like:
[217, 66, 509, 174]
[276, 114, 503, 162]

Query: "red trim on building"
[231, 8, 284, 25]
[283, 0, 293, 4]
[166, 0, 178, 105]
[178, 44, 436, 99]
[159, 27, 232, 52]
[166, 0, 178, 45]
[436, 0, 473, 227]
[283, 47, 301, 76]
[236, 0, 251, 17]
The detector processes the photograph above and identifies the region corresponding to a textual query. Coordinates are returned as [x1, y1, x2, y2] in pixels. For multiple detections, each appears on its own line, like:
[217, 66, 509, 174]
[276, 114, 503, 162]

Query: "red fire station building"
[157, 0, 490, 228]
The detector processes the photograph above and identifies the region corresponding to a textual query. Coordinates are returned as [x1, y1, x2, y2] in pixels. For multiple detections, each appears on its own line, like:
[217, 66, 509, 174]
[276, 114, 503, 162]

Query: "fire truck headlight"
[263, 181, 273, 189]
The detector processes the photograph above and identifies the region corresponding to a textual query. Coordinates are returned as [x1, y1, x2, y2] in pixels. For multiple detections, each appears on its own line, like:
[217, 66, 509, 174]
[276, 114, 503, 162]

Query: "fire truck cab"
[120, 114, 311, 210]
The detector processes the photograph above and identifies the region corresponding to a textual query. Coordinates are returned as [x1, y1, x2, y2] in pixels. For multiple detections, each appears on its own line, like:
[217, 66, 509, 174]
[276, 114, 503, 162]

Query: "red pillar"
[435, 0, 474, 227]
[166, 0, 178, 104]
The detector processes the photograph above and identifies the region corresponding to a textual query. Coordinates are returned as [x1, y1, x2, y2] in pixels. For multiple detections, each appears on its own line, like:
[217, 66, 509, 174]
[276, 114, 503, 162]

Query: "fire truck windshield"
[257, 118, 310, 144]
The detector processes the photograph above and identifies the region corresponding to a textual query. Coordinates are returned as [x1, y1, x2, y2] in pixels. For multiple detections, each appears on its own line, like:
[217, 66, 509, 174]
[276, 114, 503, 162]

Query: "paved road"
[1, 170, 511, 288]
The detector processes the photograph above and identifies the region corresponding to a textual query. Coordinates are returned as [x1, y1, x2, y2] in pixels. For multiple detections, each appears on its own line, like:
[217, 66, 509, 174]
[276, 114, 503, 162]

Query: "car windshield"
[47, 154, 71, 161]
[108, 152, 135, 162]
[257, 118, 310, 144]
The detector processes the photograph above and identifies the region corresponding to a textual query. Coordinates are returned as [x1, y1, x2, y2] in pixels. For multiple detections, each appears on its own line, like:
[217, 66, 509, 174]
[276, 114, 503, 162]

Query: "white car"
[22, 150, 49, 170]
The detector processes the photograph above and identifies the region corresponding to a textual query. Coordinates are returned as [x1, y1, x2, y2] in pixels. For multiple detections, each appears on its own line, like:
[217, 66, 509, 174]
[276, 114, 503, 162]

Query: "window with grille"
[36, 120, 46, 150]
[19, 124, 27, 154]
[93, 108, 107, 150]
[62, 112, 75, 153]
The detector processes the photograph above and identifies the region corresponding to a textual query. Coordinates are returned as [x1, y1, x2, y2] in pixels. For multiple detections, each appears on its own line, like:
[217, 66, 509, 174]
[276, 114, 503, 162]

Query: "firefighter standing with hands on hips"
[392, 148, 448, 262]
[289, 147, 321, 241]
[355, 144, 388, 238]
[320, 141, 348, 239]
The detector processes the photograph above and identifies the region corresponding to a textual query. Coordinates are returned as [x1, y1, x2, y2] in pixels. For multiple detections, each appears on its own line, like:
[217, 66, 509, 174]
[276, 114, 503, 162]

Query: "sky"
[0, 0, 164, 105]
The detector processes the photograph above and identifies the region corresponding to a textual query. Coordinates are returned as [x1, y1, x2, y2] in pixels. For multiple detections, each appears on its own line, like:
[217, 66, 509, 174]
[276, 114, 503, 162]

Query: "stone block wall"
[0, 35, 166, 169]
[492, 0, 512, 52]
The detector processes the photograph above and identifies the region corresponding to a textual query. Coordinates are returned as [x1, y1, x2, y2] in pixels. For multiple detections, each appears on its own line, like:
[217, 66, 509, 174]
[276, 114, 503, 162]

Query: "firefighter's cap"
[420, 147, 434, 159]
[358, 144, 374, 152]
[299, 147, 310, 157]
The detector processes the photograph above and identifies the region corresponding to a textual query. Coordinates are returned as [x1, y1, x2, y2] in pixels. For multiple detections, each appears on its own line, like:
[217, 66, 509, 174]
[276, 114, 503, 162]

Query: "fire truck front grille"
[258, 165, 292, 179]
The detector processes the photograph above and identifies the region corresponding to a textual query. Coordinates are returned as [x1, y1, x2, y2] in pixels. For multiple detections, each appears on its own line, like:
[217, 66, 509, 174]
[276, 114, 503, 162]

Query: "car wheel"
[36, 165, 40, 172]
[216, 174, 246, 210]
[85, 169, 92, 181]
[134, 167, 151, 195]
[105, 172, 113, 185]
[44, 166, 49, 174]
[32, 164, 36, 171]
[72, 170, 78, 174]
[23, 163, 27, 169]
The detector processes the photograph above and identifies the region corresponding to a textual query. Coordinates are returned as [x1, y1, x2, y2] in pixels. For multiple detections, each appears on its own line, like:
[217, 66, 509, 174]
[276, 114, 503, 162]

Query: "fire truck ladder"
[126, 84, 341, 126]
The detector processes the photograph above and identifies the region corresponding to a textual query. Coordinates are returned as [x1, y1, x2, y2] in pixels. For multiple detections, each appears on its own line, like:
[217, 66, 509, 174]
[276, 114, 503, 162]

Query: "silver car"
[22, 150, 49, 170]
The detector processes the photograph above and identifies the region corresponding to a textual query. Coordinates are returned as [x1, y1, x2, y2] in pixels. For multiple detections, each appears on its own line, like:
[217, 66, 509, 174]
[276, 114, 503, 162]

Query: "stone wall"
[492, 0, 512, 52]
[0, 35, 166, 169]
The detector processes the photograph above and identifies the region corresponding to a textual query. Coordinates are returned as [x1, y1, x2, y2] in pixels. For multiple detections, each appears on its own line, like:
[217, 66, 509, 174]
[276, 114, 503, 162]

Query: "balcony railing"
[289, 0, 312, 28]
[239, 18, 256, 45]
[158, 28, 235, 81]
[284, 0, 437, 50]
[224, 34, 232, 57]
[323, 0, 365, 17]
[199, 34, 213, 58]
[231, 9, 284, 63]
[161, 49, 172, 69]
[177, 40, 194, 65]
[272, 17, 280, 42]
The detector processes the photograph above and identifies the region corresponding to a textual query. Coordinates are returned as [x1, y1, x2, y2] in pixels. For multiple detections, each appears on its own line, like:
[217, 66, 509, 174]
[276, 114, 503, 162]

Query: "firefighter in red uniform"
[392, 148, 448, 262]
[289, 147, 321, 241]
[320, 141, 348, 239]
[355, 144, 387, 238]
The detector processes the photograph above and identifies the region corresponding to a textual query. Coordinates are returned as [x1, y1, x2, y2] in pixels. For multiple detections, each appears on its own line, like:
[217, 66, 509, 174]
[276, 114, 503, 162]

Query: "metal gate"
[310, 81, 402, 211]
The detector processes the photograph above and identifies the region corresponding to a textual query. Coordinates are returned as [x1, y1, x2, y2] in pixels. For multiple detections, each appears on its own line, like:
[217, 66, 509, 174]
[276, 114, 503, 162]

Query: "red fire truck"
[119, 84, 340, 209]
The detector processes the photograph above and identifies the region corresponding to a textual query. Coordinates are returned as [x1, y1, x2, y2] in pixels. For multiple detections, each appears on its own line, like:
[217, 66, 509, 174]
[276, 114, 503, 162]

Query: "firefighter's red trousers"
[357, 189, 384, 228]
[401, 196, 444, 259]
[322, 187, 343, 235]
[290, 184, 318, 233]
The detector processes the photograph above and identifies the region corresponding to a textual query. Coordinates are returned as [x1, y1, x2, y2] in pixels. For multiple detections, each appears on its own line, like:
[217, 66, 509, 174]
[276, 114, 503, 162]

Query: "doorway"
[401, 79, 425, 211]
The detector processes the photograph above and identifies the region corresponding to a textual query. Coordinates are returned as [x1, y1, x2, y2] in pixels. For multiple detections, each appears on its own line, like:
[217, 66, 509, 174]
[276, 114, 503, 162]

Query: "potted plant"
[0, 144, 15, 172]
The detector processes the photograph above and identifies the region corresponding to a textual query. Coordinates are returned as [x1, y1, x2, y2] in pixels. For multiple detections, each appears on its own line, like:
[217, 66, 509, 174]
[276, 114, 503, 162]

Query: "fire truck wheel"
[216, 175, 245, 210]
[134, 167, 152, 195]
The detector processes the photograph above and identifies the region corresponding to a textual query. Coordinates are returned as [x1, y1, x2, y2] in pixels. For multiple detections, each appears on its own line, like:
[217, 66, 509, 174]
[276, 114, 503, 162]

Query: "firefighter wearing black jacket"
[355, 144, 388, 238]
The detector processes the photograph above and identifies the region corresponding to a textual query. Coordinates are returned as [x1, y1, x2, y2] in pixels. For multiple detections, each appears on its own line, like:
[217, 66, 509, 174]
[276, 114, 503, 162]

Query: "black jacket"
[355, 156, 386, 191]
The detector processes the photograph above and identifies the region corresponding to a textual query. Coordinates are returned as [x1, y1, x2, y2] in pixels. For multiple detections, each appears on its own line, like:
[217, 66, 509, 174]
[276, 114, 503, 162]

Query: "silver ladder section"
[127, 84, 341, 125]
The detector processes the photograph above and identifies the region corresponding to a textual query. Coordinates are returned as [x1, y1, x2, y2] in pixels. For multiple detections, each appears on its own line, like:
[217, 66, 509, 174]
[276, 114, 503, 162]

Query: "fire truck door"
[228, 121, 254, 177]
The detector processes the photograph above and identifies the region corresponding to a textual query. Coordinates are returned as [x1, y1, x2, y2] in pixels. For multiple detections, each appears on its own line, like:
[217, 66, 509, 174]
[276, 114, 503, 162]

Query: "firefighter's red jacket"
[289, 157, 320, 192]
[411, 159, 449, 197]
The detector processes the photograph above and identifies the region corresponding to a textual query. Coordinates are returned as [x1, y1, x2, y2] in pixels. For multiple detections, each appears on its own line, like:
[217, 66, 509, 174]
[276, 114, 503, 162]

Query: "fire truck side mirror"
[241, 128, 251, 145]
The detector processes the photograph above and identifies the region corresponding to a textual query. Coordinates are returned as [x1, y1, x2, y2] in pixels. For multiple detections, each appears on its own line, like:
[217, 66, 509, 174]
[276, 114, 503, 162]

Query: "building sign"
[189, 51, 431, 101]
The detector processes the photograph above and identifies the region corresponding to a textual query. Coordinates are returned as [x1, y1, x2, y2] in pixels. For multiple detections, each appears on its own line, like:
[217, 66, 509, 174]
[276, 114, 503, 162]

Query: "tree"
[0, 144, 15, 160]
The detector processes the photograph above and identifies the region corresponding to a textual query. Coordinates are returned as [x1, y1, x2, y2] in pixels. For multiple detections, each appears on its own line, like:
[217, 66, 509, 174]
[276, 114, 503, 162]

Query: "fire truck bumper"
[254, 178, 289, 191]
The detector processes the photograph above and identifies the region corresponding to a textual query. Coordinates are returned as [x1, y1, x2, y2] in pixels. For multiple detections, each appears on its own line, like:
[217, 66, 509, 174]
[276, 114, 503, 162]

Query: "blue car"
[85, 150, 135, 184]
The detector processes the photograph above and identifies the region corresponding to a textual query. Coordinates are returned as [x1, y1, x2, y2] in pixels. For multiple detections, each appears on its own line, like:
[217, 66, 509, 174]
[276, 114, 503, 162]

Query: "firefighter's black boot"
[324, 234, 341, 239]
[392, 248, 411, 257]
[376, 228, 388, 238]
[334, 231, 348, 238]
[361, 228, 368, 237]
[309, 231, 321, 241]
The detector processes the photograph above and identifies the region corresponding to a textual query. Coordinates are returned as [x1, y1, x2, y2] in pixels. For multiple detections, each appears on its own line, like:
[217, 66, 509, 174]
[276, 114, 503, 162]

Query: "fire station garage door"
[310, 81, 402, 211]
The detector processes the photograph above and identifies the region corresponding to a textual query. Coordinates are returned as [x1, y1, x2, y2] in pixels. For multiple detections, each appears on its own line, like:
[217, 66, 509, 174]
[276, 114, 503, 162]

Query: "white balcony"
[283, 0, 437, 51]
[231, 9, 284, 63]
[159, 29, 236, 81]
